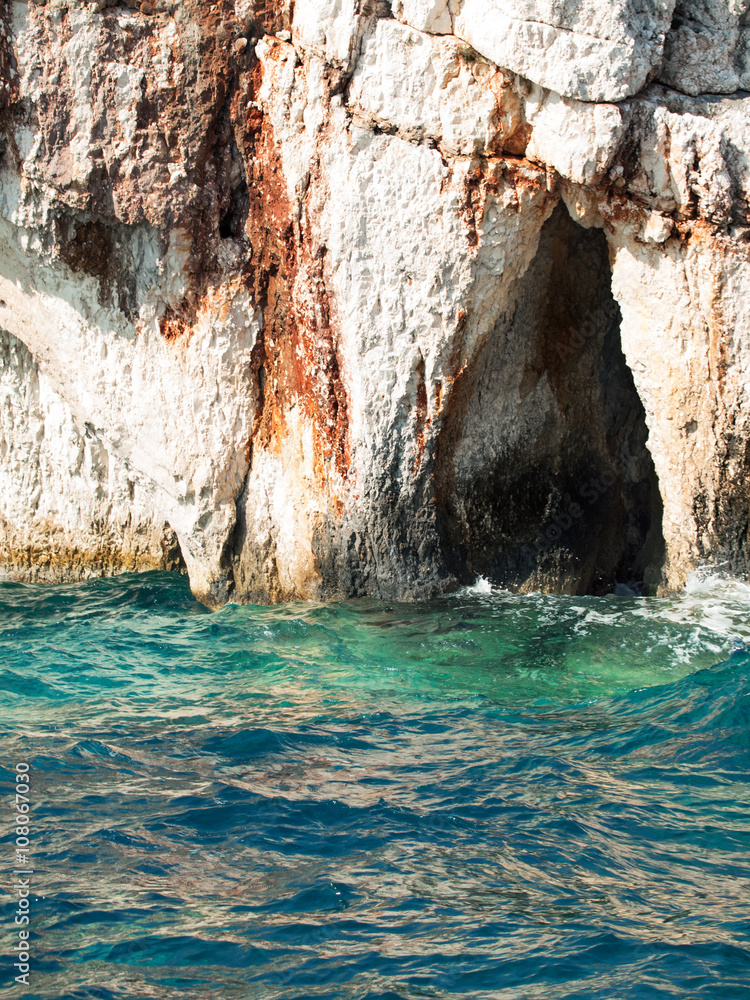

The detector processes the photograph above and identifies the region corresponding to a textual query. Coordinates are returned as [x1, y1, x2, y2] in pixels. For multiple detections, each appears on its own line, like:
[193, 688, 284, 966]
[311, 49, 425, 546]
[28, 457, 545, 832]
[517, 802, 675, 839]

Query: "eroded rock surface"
[659, 0, 750, 96]
[0, 329, 183, 580]
[450, 0, 677, 102]
[0, 0, 748, 603]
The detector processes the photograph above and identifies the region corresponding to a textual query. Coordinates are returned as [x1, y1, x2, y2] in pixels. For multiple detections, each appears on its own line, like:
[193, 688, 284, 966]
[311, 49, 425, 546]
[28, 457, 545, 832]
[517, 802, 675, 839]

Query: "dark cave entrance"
[436, 202, 665, 596]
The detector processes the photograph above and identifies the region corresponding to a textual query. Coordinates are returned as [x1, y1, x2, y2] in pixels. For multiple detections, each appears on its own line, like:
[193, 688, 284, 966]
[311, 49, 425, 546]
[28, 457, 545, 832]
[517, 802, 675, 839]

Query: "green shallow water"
[1, 572, 749, 999]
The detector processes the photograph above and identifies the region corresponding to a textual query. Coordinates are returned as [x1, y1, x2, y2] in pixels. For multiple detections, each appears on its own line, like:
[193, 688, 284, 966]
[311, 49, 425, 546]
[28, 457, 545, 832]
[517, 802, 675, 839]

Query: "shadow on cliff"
[435, 202, 666, 597]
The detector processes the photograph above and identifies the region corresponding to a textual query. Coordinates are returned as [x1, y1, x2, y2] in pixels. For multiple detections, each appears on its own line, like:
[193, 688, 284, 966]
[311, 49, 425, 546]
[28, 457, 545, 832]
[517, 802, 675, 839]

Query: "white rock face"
[0, 0, 749, 602]
[320, 129, 554, 490]
[392, 0, 453, 33]
[619, 86, 750, 223]
[0, 330, 175, 580]
[451, 0, 677, 101]
[292, 0, 365, 69]
[0, 216, 261, 602]
[609, 227, 750, 591]
[349, 20, 521, 155]
[524, 86, 624, 184]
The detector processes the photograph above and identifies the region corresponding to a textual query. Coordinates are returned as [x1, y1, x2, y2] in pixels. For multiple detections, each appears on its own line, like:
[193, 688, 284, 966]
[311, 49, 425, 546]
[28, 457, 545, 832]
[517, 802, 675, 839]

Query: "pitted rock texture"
[659, 0, 750, 96]
[0, 0, 748, 603]
[450, 0, 677, 102]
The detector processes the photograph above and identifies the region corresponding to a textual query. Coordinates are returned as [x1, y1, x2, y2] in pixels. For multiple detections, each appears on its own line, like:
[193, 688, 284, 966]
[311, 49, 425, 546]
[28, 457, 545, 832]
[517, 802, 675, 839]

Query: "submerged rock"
[0, 0, 748, 604]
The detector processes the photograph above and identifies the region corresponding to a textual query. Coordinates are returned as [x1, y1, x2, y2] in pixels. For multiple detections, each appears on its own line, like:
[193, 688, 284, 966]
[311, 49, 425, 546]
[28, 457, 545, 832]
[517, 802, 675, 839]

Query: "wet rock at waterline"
[0, 0, 748, 605]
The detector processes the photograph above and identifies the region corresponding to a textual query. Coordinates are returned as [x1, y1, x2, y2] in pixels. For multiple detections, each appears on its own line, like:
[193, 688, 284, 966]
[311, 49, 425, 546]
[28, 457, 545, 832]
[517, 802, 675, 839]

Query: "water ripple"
[1, 573, 749, 998]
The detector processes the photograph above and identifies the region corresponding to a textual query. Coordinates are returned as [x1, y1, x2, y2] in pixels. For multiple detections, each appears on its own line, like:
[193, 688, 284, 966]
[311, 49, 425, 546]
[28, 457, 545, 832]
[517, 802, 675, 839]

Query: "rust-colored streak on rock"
[434, 379, 444, 414]
[502, 157, 554, 206]
[462, 156, 550, 248]
[241, 0, 291, 35]
[233, 58, 296, 454]
[159, 308, 189, 342]
[461, 161, 486, 248]
[231, 53, 351, 498]
[687, 223, 744, 400]
[293, 249, 352, 481]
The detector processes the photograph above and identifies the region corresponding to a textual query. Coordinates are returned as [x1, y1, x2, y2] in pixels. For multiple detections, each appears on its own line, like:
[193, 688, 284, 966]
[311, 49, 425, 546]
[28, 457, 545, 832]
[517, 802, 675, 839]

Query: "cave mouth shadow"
[436, 202, 666, 597]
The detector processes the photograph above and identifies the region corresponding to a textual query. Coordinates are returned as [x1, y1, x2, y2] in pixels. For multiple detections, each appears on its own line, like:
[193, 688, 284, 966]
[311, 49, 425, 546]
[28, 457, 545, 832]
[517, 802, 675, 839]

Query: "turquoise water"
[2, 572, 750, 999]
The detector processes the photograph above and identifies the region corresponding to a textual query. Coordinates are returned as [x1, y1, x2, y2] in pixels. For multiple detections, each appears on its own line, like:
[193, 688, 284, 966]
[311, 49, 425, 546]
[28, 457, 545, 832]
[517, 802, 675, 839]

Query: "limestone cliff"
[0, 0, 748, 605]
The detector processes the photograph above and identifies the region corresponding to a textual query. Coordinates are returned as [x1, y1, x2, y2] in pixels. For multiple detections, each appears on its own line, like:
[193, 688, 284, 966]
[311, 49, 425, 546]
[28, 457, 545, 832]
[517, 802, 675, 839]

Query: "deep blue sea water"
[1, 571, 750, 999]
